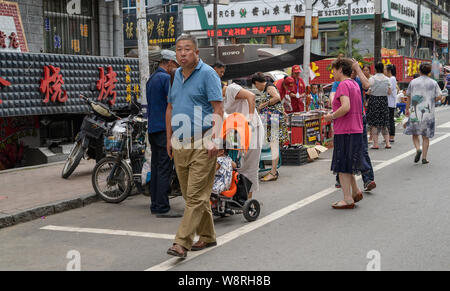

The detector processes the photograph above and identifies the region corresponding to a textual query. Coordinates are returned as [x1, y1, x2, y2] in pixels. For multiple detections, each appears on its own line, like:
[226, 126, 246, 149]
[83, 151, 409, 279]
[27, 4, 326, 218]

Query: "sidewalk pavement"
[0, 159, 99, 229]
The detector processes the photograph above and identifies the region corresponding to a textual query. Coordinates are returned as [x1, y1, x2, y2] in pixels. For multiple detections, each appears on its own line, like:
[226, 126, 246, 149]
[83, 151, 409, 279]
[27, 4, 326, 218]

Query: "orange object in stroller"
[221, 112, 251, 153]
[211, 113, 261, 222]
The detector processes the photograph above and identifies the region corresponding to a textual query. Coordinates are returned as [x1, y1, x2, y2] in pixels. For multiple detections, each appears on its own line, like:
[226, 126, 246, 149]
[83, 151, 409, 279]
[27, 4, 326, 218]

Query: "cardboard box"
[307, 147, 319, 161]
[314, 145, 328, 154]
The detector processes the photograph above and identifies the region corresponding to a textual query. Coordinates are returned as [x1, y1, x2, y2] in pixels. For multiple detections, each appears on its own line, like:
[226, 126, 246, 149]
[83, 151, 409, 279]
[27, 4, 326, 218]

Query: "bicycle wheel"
[92, 157, 132, 203]
[61, 140, 84, 179]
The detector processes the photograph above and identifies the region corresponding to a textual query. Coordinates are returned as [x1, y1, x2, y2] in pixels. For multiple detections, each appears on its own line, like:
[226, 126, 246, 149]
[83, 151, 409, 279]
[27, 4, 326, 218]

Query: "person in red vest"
[276, 76, 297, 114]
[291, 65, 307, 112]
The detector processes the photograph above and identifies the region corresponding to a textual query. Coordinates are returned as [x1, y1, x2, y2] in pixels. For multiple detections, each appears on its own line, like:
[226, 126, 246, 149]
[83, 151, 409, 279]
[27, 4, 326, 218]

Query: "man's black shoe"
[156, 210, 183, 218]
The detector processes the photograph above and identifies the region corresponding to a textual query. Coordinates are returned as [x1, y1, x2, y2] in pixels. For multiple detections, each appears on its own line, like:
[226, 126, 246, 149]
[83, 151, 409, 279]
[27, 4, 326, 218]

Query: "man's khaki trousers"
[172, 143, 217, 250]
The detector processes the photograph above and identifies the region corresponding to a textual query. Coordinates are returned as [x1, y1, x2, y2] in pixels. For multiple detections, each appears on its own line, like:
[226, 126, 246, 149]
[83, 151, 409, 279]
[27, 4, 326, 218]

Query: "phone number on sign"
[319, 7, 375, 17]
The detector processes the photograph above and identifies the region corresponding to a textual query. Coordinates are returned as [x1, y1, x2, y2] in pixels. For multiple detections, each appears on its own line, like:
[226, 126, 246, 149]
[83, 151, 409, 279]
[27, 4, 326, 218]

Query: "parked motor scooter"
[61, 83, 120, 179]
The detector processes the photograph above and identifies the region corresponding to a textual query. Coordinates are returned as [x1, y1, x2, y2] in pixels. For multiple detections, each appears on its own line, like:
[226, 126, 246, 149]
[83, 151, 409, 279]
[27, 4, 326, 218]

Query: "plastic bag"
[141, 159, 151, 186]
[282, 94, 293, 112]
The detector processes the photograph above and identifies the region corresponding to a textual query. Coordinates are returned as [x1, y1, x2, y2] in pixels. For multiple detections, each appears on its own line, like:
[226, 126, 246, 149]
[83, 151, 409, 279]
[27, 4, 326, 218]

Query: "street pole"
[113, 0, 120, 56]
[303, 0, 312, 87]
[136, 0, 149, 112]
[302, 0, 312, 113]
[213, 0, 219, 63]
[348, 3, 352, 58]
[374, 0, 382, 63]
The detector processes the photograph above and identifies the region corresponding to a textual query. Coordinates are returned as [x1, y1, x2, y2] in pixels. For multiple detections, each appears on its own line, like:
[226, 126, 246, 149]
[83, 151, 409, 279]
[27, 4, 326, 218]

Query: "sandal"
[261, 171, 278, 182]
[385, 146, 392, 149]
[422, 159, 429, 164]
[370, 146, 379, 150]
[167, 244, 188, 258]
[332, 200, 355, 209]
[352, 192, 363, 203]
[414, 150, 422, 163]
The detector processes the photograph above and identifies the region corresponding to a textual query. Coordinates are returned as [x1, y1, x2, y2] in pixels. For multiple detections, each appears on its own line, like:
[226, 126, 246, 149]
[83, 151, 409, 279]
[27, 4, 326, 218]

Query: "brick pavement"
[0, 159, 98, 228]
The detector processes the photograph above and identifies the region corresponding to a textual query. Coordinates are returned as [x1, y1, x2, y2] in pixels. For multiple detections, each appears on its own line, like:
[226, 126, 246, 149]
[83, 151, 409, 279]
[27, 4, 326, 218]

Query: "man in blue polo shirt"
[146, 50, 182, 218]
[166, 34, 224, 258]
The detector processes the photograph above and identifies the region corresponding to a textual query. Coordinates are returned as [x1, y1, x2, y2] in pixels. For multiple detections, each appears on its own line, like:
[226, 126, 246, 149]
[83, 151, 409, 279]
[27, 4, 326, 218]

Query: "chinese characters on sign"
[40, 65, 68, 103]
[405, 59, 422, 78]
[123, 12, 178, 47]
[0, 31, 19, 49]
[97, 66, 118, 106]
[0, 77, 11, 105]
[208, 25, 291, 38]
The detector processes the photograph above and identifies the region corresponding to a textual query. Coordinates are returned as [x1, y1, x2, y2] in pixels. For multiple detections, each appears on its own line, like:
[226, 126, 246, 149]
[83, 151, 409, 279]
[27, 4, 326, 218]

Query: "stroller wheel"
[243, 199, 260, 222]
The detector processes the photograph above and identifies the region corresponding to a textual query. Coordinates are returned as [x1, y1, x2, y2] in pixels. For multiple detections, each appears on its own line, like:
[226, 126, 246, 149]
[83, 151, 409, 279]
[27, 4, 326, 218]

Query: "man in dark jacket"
[146, 50, 182, 218]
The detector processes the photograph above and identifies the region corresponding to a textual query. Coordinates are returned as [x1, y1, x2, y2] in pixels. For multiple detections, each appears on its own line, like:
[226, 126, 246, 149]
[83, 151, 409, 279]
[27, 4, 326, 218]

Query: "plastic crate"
[281, 146, 309, 166]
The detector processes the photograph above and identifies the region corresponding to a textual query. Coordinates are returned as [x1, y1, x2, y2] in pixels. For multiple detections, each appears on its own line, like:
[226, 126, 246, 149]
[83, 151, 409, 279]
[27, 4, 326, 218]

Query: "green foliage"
[332, 20, 369, 65]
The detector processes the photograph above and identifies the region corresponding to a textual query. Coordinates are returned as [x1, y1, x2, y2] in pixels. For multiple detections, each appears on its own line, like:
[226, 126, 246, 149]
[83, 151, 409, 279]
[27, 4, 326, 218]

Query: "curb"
[0, 193, 99, 230]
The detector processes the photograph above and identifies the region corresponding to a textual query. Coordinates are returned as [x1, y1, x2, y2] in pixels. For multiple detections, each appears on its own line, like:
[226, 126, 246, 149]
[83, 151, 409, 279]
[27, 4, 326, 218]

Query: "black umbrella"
[222, 46, 331, 80]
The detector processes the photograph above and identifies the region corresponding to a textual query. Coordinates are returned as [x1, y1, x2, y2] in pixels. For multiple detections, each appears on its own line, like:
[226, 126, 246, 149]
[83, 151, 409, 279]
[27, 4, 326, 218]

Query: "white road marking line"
[40, 225, 176, 240]
[318, 159, 386, 163]
[438, 121, 450, 128]
[146, 133, 450, 271]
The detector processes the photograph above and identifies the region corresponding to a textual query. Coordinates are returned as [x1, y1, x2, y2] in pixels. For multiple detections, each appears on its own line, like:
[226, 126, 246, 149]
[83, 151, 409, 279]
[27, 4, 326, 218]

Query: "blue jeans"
[361, 115, 374, 184]
[336, 115, 374, 185]
[148, 131, 172, 214]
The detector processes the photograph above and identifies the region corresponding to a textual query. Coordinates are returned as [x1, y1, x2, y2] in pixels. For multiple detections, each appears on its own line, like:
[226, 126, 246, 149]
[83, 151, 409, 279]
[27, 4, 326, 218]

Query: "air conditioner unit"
[397, 38, 406, 48]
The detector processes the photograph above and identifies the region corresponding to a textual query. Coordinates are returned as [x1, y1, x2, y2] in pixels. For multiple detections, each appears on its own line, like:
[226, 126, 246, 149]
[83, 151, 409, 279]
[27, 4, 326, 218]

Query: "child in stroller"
[210, 141, 261, 222]
[212, 146, 237, 195]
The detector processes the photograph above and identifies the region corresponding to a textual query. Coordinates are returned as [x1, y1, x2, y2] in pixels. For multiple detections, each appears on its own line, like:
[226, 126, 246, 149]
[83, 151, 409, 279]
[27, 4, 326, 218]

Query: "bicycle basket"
[81, 117, 107, 139]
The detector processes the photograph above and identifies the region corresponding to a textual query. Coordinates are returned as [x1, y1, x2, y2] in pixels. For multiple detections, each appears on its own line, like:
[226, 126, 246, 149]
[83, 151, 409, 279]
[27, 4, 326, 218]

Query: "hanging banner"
[387, 0, 418, 27]
[442, 17, 448, 43]
[432, 14, 442, 41]
[419, 5, 432, 38]
[123, 12, 178, 48]
[183, 0, 375, 31]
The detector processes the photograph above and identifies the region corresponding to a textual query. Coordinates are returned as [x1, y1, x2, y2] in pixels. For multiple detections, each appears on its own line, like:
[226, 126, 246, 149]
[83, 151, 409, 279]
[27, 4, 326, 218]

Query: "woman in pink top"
[324, 58, 370, 209]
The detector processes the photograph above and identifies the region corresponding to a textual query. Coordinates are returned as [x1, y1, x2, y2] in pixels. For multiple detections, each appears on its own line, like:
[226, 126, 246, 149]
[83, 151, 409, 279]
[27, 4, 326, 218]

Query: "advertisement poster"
[442, 17, 449, 43]
[420, 5, 432, 37]
[432, 14, 442, 41]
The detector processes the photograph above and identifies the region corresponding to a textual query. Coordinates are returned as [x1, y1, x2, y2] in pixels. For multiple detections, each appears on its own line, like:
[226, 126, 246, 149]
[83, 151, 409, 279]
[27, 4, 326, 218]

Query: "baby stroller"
[210, 113, 261, 222]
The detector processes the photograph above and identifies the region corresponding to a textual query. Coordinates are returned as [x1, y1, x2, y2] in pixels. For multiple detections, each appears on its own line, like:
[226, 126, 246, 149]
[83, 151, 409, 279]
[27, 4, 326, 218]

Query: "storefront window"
[44, 0, 98, 55]
[325, 31, 343, 55]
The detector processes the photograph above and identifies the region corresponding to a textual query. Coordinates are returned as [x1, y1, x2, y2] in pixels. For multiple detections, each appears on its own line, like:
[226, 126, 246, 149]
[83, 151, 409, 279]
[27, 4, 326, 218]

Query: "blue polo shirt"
[146, 67, 170, 134]
[168, 59, 222, 137]
[331, 77, 365, 114]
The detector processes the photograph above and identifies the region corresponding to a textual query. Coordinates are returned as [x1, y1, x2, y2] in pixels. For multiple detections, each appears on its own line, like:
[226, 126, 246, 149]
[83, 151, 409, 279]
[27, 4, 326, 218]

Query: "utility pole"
[374, 0, 382, 63]
[136, 0, 149, 111]
[303, 0, 312, 87]
[113, 0, 120, 56]
[213, 0, 219, 63]
[348, 2, 352, 58]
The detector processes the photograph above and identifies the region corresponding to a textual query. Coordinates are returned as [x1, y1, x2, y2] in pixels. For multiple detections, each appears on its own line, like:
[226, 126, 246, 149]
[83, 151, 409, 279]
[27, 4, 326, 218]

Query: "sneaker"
[364, 181, 376, 192]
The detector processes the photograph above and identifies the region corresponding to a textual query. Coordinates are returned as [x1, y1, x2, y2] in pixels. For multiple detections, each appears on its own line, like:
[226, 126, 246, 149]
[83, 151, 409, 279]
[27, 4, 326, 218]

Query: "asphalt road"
[1, 107, 450, 271]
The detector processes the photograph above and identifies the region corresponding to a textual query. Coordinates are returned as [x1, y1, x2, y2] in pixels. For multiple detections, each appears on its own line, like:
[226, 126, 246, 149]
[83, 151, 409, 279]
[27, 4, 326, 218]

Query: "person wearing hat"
[276, 76, 297, 114]
[291, 65, 307, 112]
[146, 49, 181, 218]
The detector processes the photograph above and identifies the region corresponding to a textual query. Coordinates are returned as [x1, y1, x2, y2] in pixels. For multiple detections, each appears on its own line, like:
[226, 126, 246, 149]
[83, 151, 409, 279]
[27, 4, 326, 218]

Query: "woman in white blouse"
[367, 62, 392, 149]
[223, 83, 264, 199]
